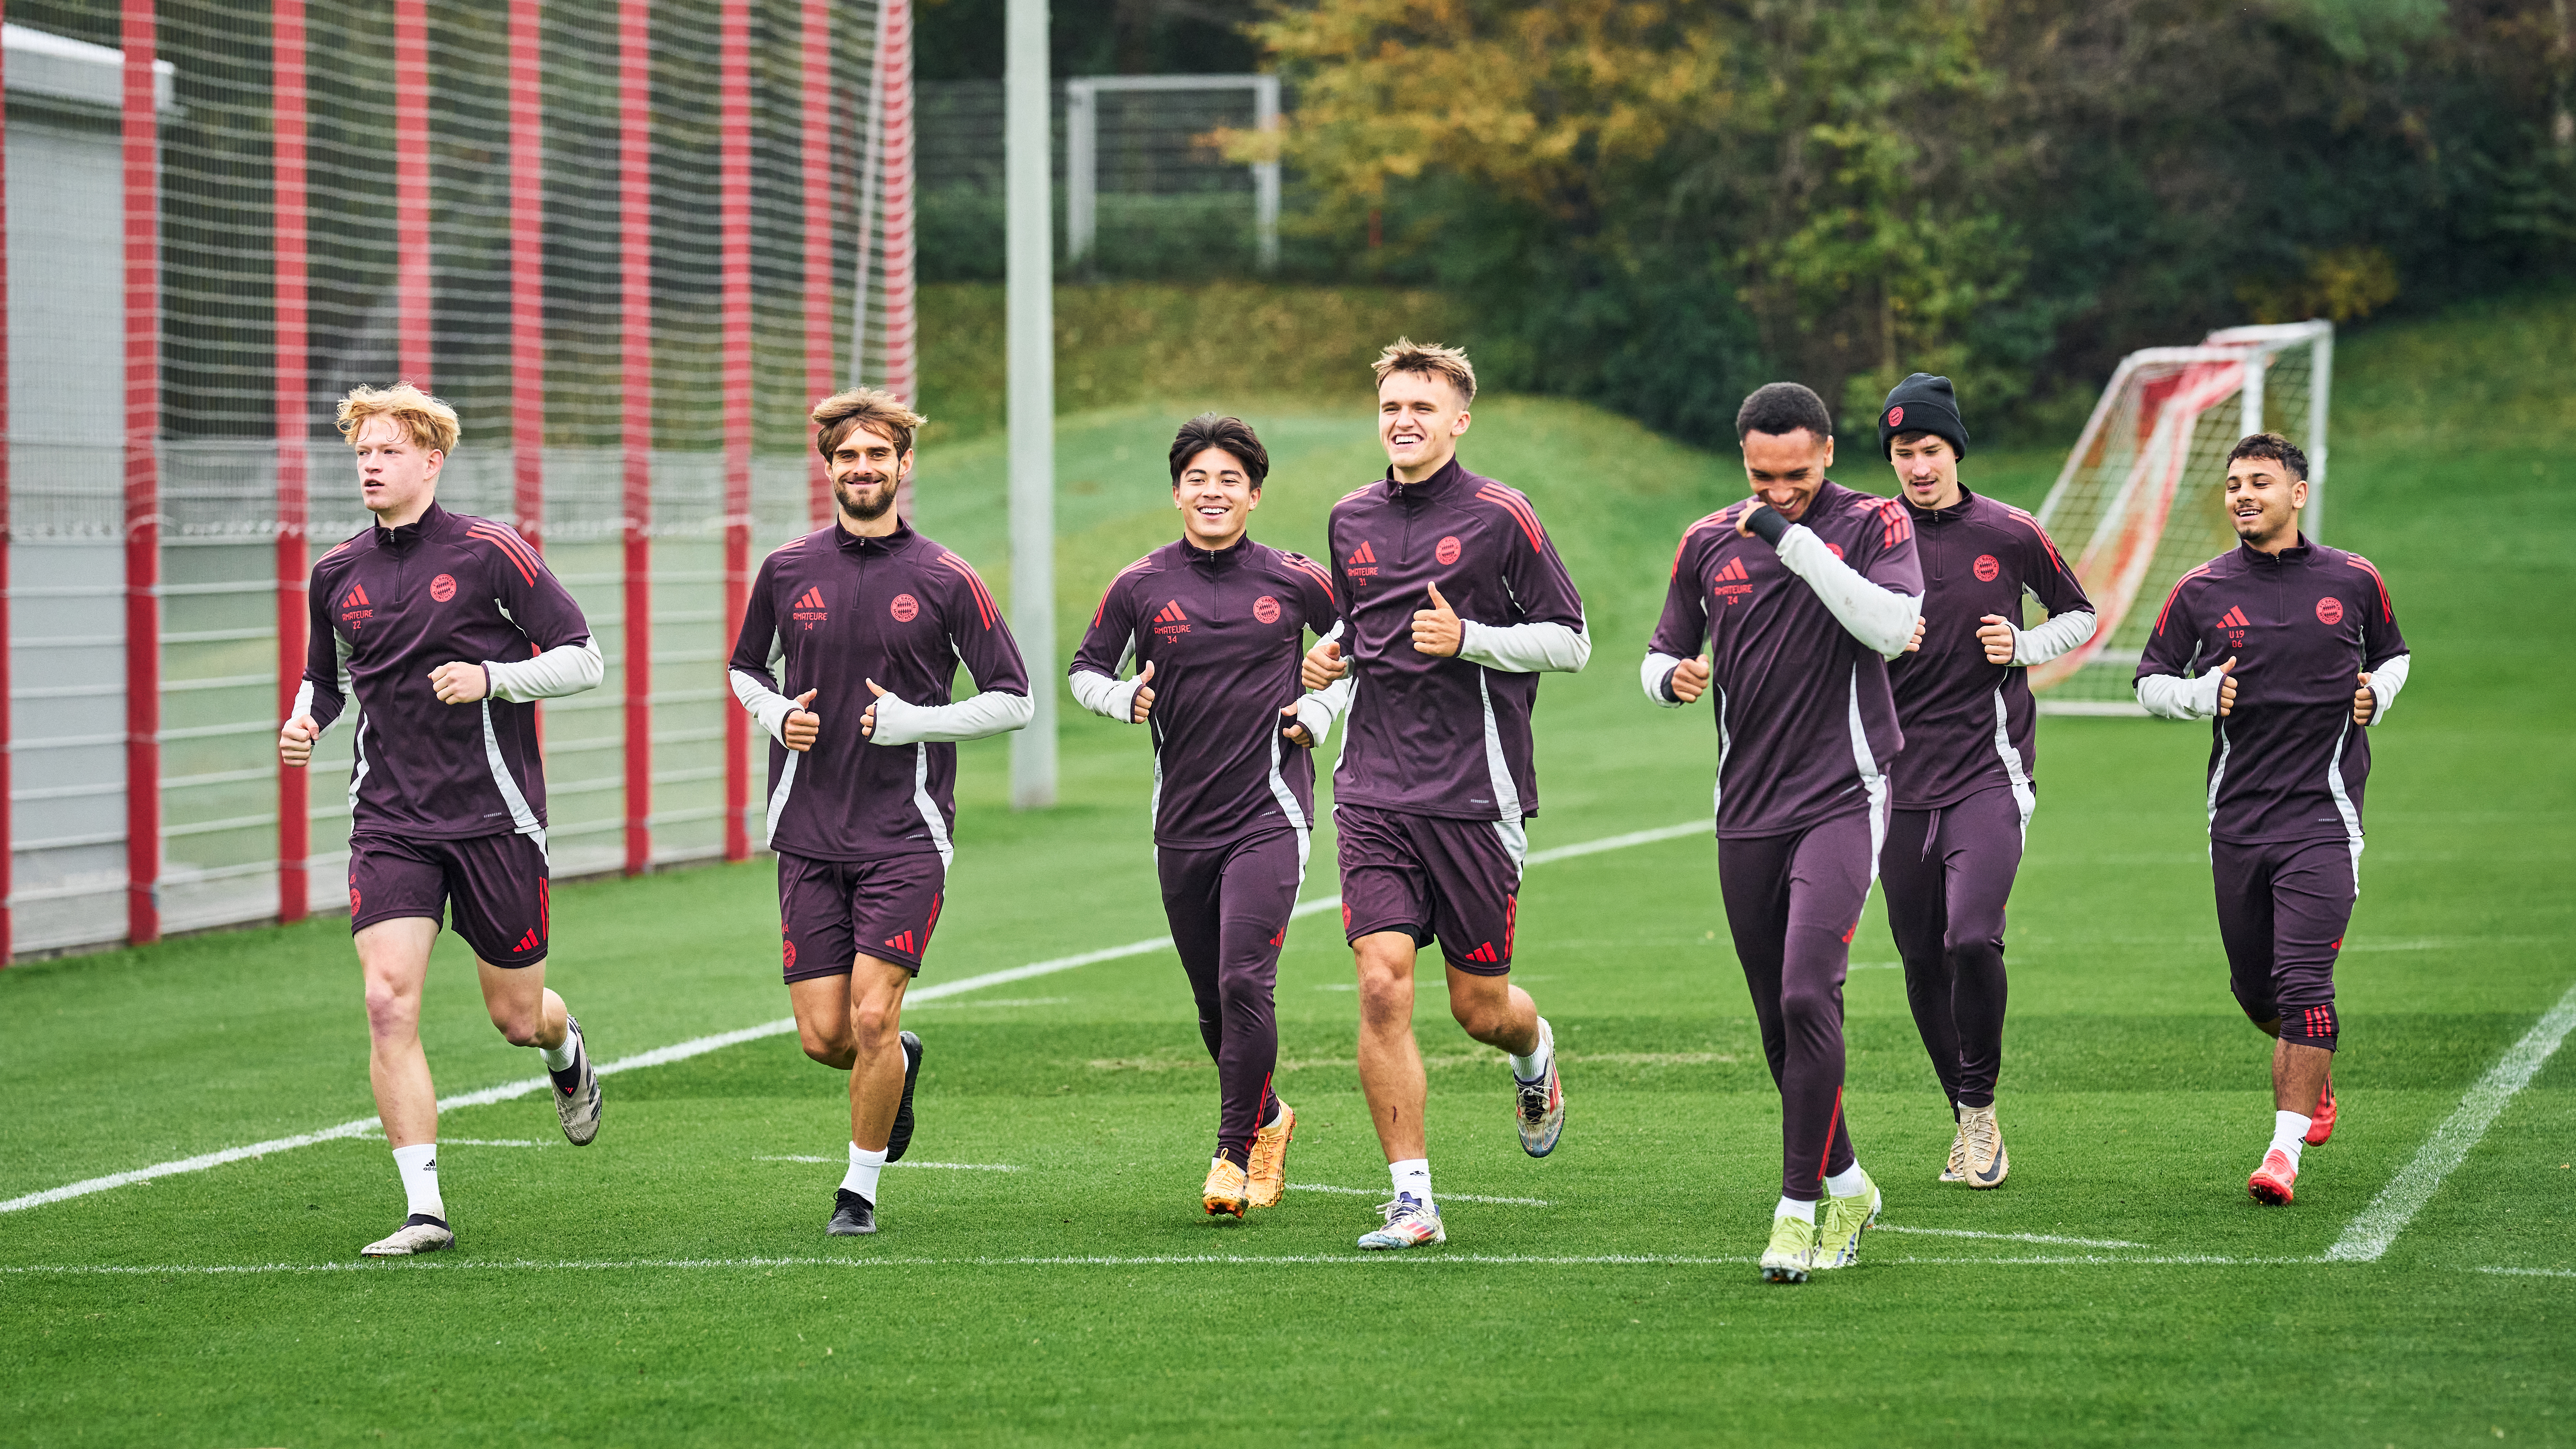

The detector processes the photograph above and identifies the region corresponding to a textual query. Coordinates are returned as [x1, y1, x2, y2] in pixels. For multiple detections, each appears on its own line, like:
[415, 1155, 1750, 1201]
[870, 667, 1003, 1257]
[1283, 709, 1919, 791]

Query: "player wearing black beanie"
[1877, 373, 1969, 461]
[1877, 371, 2093, 1195]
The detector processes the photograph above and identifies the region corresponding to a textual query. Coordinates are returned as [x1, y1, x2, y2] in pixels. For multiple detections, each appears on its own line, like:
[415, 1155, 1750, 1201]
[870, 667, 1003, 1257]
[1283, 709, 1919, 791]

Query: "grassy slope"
[1, 292, 2571, 1446]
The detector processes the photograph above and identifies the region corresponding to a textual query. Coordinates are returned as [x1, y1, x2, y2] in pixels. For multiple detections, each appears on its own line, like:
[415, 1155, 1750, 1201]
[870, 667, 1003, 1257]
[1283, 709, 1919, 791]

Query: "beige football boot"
[1245, 1101, 1295, 1209]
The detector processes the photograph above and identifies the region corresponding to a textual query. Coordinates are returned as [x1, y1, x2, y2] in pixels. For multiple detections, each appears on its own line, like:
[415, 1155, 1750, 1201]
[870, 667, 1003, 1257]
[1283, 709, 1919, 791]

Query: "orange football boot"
[2247, 1148, 2298, 1206]
[1246, 1101, 1295, 1209]
[1202, 1158, 1249, 1219]
[2304, 1076, 2337, 1145]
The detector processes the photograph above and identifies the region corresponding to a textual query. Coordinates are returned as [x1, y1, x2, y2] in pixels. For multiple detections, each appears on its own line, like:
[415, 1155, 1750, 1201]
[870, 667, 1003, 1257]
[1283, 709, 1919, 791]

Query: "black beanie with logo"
[1877, 373, 1969, 461]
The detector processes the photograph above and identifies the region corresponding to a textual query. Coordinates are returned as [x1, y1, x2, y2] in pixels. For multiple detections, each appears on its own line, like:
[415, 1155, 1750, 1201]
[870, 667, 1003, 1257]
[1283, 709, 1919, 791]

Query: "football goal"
[2030, 320, 2335, 712]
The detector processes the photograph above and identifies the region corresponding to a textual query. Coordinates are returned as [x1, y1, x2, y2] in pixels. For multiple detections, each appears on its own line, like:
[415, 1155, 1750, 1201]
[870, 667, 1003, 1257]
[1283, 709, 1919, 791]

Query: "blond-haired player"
[279, 383, 607, 1257]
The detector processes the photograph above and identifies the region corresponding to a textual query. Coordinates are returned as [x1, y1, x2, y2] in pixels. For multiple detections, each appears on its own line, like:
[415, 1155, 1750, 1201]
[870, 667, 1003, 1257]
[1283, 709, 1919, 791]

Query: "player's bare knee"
[489, 1006, 546, 1048]
[363, 984, 416, 1040]
[797, 1020, 856, 1067]
[1357, 973, 1413, 1028]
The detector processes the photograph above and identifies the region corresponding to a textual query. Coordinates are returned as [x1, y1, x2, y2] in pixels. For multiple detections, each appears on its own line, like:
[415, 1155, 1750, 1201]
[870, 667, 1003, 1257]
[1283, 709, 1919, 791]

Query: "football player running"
[279, 384, 607, 1258]
[1069, 414, 1344, 1220]
[1874, 374, 2094, 1188]
[1642, 382, 1924, 1283]
[1302, 340, 1591, 1251]
[727, 389, 1032, 1237]
[2136, 433, 2409, 1206]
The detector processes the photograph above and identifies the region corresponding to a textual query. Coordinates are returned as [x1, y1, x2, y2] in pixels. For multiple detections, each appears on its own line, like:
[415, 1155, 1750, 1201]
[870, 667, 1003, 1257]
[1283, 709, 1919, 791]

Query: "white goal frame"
[2030, 319, 2335, 714]
[1064, 74, 1282, 272]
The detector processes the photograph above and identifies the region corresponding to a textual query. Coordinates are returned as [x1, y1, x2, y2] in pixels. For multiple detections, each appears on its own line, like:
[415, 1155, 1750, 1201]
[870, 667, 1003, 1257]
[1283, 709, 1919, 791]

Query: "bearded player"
[2137, 432, 2408, 1206]
[278, 383, 606, 1258]
[1301, 339, 1589, 1251]
[1643, 382, 1923, 1283]
[1070, 414, 1344, 1221]
[1875, 374, 2094, 1188]
[728, 388, 1032, 1237]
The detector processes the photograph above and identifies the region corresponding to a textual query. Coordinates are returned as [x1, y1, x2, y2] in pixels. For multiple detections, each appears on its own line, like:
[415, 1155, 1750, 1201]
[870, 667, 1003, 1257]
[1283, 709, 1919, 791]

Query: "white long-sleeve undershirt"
[486, 639, 604, 702]
[1458, 618, 1592, 674]
[2365, 652, 2411, 724]
[2135, 668, 2226, 721]
[729, 667, 799, 744]
[1068, 668, 1147, 724]
[868, 688, 1035, 746]
[1641, 651, 1690, 708]
[1773, 525, 1923, 660]
[2008, 610, 2097, 668]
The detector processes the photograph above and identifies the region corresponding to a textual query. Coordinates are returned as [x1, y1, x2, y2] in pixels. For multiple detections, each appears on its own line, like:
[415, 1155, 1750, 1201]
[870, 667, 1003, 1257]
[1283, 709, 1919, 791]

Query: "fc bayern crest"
[1436, 535, 1462, 565]
[1254, 595, 1281, 624]
[890, 593, 919, 622]
[429, 572, 457, 602]
[1973, 554, 2000, 582]
[2315, 597, 2344, 625]
[1887, 406, 1904, 428]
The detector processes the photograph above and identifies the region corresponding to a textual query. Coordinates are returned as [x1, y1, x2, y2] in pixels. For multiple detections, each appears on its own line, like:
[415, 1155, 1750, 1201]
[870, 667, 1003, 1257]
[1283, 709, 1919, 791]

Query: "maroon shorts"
[778, 850, 946, 982]
[1334, 803, 1525, 975]
[2212, 836, 2357, 1050]
[348, 830, 550, 968]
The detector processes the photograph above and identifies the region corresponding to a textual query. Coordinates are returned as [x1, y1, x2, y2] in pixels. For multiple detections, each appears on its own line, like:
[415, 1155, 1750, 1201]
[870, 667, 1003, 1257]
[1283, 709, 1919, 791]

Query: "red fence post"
[0, 0, 12, 963]
[800, 0, 832, 526]
[274, 0, 310, 924]
[879, 0, 915, 405]
[721, 0, 753, 862]
[510, 0, 544, 551]
[123, 2, 162, 947]
[394, 0, 430, 385]
[619, 0, 652, 876]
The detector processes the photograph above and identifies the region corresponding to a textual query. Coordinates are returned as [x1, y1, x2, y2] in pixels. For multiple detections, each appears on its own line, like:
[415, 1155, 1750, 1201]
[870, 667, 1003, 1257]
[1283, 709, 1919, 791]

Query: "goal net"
[2029, 320, 2335, 712]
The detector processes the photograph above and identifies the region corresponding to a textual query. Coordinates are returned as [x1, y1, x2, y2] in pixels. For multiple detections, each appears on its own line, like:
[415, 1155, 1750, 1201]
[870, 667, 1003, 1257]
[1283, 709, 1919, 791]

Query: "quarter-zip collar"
[2239, 532, 2313, 568]
[1182, 533, 1251, 571]
[1385, 455, 1468, 503]
[373, 500, 449, 553]
[1900, 483, 1977, 526]
[835, 518, 916, 556]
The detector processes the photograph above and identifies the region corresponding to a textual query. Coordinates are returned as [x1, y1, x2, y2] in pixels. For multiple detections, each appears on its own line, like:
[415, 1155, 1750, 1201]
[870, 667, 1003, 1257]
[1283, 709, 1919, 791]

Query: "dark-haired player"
[728, 388, 1032, 1237]
[2137, 432, 2408, 1207]
[1301, 339, 1589, 1251]
[1874, 374, 2094, 1188]
[1070, 414, 1343, 1220]
[278, 383, 606, 1259]
[1643, 381, 1923, 1283]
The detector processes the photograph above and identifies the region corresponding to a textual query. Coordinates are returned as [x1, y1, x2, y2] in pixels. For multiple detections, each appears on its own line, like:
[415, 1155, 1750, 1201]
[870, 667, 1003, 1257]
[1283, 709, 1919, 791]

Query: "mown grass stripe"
[0, 819, 1708, 1216]
[2324, 979, 2576, 1262]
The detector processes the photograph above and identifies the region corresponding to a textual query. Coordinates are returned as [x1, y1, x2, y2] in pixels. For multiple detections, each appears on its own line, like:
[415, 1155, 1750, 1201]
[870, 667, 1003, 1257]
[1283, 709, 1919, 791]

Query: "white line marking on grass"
[2324, 979, 2576, 1263]
[1, 820, 1708, 1217]
[754, 1155, 835, 1163]
[754, 1157, 1023, 1170]
[1873, 1225, 2148, 1249]
[2477, 1266, 2576, 1279]
[1286, 1183, 1552, 1207]
[1, 1250, 2342, 1277]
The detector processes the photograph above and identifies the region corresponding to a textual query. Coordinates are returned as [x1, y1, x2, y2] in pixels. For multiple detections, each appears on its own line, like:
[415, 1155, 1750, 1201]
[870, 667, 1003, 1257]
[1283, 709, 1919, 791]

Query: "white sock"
[1774, 1195, 1816, 1224]
[392, 1143, 444, 1222]
[1824, 1163, 1870, 1199]
[1509, 1017, 1555, 1082]
[539, 1026, 577, 1073]
[842, 1143, 887, 1203]
[1389, 1157, 1432, 1206]
[2270, 1112, 2310, 1167]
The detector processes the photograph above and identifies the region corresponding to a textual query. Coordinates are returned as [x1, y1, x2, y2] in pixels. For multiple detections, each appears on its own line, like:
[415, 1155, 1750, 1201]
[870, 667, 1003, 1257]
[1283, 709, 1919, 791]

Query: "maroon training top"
[1070, 536, 1341, 848]
[1650, 481, 1924, 838]
[728, 522, 1029, 862]
[1886, 486, 2093, 810]
[2136, 537, 2407, 843]
[300, 502, 593, 839]
[1325, 458, 1586, 822]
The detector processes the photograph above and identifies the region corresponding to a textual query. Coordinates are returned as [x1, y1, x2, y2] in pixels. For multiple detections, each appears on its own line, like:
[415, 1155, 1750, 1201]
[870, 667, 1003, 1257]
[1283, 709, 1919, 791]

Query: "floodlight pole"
[1005, 0, 1056, 809]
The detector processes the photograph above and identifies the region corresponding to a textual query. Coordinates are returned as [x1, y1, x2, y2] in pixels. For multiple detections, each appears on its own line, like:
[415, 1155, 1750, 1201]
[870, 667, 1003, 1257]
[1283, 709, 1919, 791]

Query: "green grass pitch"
[3, 292, 2571, 1446]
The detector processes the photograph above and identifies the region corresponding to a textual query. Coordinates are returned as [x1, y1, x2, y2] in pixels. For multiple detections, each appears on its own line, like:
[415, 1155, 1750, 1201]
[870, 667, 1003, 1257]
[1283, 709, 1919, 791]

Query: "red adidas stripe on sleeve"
[1474, 486, 1546, 551]
[938, 553, 1000, 629]
[466, 525, 540, 586]
[2154, 565, 2213, 635]
[2345, 555, 2394, 621]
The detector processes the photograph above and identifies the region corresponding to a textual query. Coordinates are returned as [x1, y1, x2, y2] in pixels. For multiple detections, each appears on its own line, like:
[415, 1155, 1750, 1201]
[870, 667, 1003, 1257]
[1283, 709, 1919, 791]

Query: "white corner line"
[1286, 1183, 1553, 1207]
[0, 819, 1709, 1216]
[2477, 1265, 2576, 1279]
[2324, 978, 2576, 1263]
[1872, 1225, 2149, 1249]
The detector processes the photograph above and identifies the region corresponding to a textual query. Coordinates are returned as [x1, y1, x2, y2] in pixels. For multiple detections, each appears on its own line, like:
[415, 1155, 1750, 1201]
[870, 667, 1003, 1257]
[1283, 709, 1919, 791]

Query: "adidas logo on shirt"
[1154, 600, 1191, 638]
[340, 582, 377, 631]
[1347, 540, 1380, 586]
[793, 587, 829, 630]
[1713, 555, 1754, 601]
